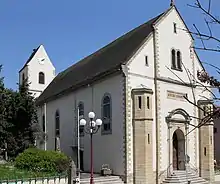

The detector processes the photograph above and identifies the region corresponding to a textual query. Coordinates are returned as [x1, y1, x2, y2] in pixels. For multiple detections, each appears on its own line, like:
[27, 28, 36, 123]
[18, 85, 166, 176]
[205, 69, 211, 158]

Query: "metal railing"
[0, 175, 68, 184]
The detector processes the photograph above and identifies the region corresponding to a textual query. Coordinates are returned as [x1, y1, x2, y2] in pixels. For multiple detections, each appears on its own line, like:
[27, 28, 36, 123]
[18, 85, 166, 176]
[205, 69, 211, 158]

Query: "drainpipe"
[152, 24, 159, 184]
[44, 103, 47, 150]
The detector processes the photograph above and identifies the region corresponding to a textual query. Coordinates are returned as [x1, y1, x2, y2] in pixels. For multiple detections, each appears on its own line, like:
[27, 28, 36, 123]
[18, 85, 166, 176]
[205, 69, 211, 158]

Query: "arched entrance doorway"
[173, 129, 185, 170]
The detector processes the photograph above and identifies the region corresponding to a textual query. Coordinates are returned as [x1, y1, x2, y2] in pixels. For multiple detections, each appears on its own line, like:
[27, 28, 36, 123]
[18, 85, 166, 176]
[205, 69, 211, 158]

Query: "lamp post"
[79, 112, 102, 184]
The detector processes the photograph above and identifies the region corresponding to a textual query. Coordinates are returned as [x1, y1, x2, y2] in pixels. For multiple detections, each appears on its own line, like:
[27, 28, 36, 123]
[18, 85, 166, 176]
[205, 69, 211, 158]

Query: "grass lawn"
[0, 164, 63, 181]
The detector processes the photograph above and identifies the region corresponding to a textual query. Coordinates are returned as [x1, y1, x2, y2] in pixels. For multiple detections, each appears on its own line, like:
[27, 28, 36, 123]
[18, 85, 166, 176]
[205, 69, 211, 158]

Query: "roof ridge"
[19, 45, 42, 73]
[36, 9, 169, 104]
[56, 12, 165, 80]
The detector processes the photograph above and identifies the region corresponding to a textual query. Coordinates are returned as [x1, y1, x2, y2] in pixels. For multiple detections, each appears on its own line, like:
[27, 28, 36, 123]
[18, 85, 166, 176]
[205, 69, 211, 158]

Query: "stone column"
[185, 122, 189, 172]
[167, 122, 173, 176]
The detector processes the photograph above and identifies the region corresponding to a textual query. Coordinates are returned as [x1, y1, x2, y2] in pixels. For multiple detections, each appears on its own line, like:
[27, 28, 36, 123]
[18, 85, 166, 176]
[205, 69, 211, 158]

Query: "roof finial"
[170, 0, 175, 6]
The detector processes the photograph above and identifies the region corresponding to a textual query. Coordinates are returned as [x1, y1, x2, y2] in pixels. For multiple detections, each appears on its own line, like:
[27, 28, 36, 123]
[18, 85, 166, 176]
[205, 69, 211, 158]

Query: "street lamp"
[79, 111, 102, 184]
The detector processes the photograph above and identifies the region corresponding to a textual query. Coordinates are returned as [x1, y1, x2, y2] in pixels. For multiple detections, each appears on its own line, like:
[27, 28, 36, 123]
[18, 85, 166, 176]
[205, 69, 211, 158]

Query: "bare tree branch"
[188, 0, 220, 24]
[193, 47, 220, 52]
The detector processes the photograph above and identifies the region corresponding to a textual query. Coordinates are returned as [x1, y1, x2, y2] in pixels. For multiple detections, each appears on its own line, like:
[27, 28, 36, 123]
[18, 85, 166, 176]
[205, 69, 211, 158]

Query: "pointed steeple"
[170, 0, 175, 6]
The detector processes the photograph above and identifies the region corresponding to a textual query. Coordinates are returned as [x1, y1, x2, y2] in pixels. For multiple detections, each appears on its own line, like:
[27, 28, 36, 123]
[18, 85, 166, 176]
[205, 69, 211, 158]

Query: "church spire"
[170, 0, 175, 6]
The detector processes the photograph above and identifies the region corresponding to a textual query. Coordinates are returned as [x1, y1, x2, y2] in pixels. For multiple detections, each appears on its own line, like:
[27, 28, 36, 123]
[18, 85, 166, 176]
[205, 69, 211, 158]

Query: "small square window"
[173, 23, 177, 33]
[145, 56, 148, 66]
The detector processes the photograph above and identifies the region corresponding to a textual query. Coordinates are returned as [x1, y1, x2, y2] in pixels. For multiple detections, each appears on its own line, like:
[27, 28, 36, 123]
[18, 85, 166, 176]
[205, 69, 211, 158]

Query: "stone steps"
[162, 171, 208, 184]
[79, 175, 124, 184]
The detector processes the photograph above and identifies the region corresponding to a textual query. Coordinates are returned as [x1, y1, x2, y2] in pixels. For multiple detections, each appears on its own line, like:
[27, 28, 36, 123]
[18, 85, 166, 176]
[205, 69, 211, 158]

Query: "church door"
[173, 132, 178, 170]
[172, 129, 185, 170]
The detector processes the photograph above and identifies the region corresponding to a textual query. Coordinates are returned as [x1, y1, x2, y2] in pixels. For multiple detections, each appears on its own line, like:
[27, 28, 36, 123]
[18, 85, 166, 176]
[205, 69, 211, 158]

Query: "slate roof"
[36, 9, 169, 105]
[19, 45, 41, 73]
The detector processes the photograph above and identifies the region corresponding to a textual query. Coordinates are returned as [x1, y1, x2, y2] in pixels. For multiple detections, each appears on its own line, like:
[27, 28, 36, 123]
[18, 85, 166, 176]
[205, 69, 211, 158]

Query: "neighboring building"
[19, 45, 56, 98]
[32, 3, 214, 184]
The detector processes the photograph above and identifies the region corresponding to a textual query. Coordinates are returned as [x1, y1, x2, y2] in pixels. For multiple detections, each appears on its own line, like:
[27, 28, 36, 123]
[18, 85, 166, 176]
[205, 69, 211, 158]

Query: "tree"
[186, 0, 220, 119]
[185, 0, 220, 92]
[0, 65, 41, 158]
[166, 1, 220, 133]
[0, 65, 13, 155]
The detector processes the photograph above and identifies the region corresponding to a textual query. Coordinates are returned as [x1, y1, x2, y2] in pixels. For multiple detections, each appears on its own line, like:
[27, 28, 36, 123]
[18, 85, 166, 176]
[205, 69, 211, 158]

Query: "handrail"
[188, 163, 199, 175]
[159, 163, 173, 178]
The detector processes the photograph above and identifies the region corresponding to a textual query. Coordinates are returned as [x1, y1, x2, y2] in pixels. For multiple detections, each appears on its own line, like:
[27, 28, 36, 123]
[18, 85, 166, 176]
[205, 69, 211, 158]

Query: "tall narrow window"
[204, 147, 207, 156]
[145, 56, 148, 66]
[55, 110, 60, 151]
[55, 110, 60, 137]
[171, 49, 176, 69]
[42, 114, 45, 133]
[173, 23, 177, 33]
[177, 51, 182, 70]
[203, 106, 206, 116]
[138, 96, 142, 109]
[78, 102, 84, 136]
[22, 73, 25, 83]
[39, 72, 45, 84]
[209, 105, 212, 115]
[147, 96, 150, 109]
[148, 134, 150, 144]
[102, 94, 112, 134]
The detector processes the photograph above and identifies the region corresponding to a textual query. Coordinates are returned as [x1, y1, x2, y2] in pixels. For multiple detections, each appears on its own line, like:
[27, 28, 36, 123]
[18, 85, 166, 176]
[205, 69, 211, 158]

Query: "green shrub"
[15, 148, 70, 173]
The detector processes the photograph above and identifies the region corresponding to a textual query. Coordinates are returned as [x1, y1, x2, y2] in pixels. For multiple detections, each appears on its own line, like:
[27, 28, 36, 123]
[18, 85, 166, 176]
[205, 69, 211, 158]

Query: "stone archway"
[166, 108, 191, 175]
[172, 129, 185, 170]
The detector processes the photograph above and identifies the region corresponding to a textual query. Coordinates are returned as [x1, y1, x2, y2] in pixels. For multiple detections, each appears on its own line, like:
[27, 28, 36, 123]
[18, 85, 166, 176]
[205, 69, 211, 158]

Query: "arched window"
[55, 110, 60, 151]
[102, 94, 112, 134]
[171, 49, 176, 69]
[177, 51, 182, 70]
[39, 72, 45, 84]
[78, 102, 84, 136]
[78, 102, 84, 117]
[55, 110, 60, 137]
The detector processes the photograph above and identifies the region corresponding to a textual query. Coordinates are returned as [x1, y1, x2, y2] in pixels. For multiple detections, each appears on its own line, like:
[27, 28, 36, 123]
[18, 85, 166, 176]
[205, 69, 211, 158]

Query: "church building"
[19, 3, 214, 184]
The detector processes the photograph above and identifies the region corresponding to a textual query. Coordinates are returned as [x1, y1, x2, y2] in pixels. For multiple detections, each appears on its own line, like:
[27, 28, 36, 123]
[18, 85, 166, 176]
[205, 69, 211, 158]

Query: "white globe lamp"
[88, 112, 95, 119]
[96, 119, 102, 126]
[79, 118, 86, 126]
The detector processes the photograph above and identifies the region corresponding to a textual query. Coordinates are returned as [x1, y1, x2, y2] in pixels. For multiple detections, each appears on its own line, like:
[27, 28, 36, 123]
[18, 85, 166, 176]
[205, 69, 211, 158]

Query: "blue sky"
[1, 0, 220, 90]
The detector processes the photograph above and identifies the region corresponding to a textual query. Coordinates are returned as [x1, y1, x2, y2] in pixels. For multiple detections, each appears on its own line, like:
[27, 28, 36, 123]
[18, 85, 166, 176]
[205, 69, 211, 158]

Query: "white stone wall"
[127, 36, 156, 172]
[127, 6, 211, 177]
[155, 7, 194, 82]
[158, 81, 198, 171]
[38, 74, 125, 176]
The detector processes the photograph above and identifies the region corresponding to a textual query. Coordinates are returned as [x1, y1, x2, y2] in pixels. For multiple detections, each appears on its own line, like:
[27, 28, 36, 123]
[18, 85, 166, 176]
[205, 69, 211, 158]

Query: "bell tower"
[132, 88, 154, 184]
[19, 45, 56, 98]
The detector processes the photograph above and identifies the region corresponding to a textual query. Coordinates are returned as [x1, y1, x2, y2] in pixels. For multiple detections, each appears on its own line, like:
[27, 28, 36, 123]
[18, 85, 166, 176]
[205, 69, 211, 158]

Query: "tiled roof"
[36, 10, 169, 105]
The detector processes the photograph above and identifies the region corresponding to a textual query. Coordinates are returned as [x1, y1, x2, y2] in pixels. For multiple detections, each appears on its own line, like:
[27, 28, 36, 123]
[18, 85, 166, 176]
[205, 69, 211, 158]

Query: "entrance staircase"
[163, 170, 208, 184]
[80, 175, 124, 184]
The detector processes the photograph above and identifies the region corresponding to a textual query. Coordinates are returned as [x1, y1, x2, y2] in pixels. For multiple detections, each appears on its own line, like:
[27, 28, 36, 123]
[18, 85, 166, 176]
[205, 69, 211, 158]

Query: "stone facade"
[198, 101, 214, 183]
[132, 88, 154, 184]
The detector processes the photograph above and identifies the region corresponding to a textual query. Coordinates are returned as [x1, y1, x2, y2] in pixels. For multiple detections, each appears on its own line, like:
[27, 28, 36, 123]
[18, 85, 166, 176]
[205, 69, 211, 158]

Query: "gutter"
[152, 24, 159, 184]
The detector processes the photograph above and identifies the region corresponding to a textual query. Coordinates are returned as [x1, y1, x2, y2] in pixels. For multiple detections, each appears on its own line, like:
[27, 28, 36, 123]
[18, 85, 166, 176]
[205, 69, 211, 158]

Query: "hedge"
[15, 148, 70, 173]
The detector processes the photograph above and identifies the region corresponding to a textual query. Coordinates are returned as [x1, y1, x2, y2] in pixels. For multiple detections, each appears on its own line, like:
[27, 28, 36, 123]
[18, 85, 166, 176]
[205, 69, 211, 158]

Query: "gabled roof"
[36, 7, 172, 105]
[19, 45, 41, 73]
